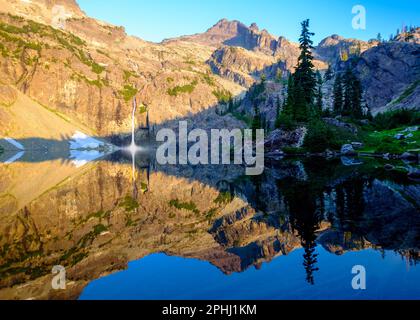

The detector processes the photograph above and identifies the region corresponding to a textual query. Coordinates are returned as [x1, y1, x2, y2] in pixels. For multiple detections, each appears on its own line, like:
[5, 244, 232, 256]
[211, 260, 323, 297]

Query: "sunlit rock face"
[0, 3, 246, 138]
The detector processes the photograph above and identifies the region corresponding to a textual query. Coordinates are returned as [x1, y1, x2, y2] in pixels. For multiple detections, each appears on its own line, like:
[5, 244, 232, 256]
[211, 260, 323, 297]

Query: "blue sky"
[77, 0, 419, 44]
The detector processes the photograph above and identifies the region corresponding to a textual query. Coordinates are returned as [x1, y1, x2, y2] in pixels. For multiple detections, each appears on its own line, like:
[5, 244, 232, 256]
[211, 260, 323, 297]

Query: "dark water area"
[0, 150, 419, 300]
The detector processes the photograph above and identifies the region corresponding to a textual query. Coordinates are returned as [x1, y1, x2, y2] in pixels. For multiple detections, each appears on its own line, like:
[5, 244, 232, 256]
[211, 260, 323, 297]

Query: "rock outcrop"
[351, 41, 420, 114]
[208, 46, 279, 87]
[315, 34, 378, 65]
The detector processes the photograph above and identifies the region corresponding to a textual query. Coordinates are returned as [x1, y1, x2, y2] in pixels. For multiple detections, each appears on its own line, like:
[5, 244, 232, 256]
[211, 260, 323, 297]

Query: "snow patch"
[70, 149, 103, 168]
[69, 131, 104, 150]
[68, 131, 113, 168]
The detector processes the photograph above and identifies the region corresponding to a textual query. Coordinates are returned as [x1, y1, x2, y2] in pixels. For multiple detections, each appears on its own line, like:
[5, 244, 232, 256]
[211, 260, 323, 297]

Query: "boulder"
[351, 142, 364, 149]
[264, 127, 307, 152]
[323, 118, 358, 134]
[394, 134, 405, 140]
[341, 144, 356, 156]
[384, 164, 395, 171]
[341, 157, 363, 166]
[408, 168, 420, 180]
[401, 152, 417, 161]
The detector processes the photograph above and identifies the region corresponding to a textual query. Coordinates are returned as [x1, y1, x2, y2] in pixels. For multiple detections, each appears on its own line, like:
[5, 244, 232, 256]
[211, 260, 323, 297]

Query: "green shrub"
[200, 72, 215, 86]
[93, 224, 108, 235]
[373, 109, 420, 130]
[375, 140, 404, 154]
[167, 80, 198, 96]
[276, 113, 297, 131]
[119, 195, 139, 212]
[214, 192, 234, 205]
[169, 199, 199, 214]
[119, 85, 138, 102]
[91, 62, 105, 74]
[205, 208, 218, 221]
[303, 120, 341, 153]
[212, 89, 232, 104]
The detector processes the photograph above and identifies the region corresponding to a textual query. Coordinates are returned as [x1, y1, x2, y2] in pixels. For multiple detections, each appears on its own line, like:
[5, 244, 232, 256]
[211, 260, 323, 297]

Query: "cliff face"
[208, 46, 279, 88]
[314, 34, 378, 65]
[165, 19, 280, 53]
[171, 19, 326, 84]
[351, 41, 420, 113]
[0, 1, 245, 138]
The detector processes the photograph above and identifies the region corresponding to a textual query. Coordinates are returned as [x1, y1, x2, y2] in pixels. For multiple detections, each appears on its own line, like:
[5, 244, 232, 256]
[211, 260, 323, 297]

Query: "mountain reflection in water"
[0, 151, 419, 300]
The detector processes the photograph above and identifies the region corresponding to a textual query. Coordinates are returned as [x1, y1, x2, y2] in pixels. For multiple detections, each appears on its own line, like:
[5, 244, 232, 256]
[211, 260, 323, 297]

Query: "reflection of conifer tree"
[334, 178, 366, 232]
[282, 181, 322, 285]
[251, 172, 266, 215]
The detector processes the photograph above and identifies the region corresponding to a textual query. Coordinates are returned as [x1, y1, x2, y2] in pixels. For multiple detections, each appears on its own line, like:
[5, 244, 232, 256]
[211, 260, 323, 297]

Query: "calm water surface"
[0, 150, 419, 300]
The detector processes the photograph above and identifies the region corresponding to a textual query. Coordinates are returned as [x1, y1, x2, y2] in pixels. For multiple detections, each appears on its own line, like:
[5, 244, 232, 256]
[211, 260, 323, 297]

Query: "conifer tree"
[275, 98, 282, 129]
[284, 74, 295, 116]
[315, 71, 323, 115]
[282, 19, 317, 122]
[340, 68, 364, 118]
[251, 103, 262, 133]
[324, 64, 333, 81]
[333, 74, 343, 115]
[352, 76, 363, 118]
[343, 68, 353, 116]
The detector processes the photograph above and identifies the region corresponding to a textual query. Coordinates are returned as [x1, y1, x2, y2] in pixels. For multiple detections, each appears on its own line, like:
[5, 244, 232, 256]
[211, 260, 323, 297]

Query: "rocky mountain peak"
[249, 22, 259, 32]
[0, 0, 85, 24]
[207, 18, 246, 35]
[315, 34, 378, 64]
[394, 27, 420, 44]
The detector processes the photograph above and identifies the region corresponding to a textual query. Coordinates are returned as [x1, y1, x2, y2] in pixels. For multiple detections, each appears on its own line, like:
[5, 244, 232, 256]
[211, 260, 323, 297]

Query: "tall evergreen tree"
[284, 74, 295, 116]
[342, 68, 363, 118]
[275, 98, 282, 129]
[333, 74, 343, 115]
[352, 76, 363, 118]
[251, 103, 262, 139]
[315, 71, 323, 115]
[292, 19, 316, 121]
[324, 64, 333, 81]
[343, 68, 353, 116]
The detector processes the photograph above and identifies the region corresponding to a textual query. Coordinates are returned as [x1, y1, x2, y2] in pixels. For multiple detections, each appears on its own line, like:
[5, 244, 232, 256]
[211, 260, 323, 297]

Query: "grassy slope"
[360, 126, 420, 154]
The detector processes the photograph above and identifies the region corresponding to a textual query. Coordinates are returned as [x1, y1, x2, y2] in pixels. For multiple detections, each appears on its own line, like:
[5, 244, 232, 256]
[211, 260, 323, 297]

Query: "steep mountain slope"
[0, 85, 93, 143]
[344, 39, 420, 114]
[0, 0, 417, 142]
[167, 19, 343, 87]
[0, 0, 245, 139]
[164, 19, 280, 52]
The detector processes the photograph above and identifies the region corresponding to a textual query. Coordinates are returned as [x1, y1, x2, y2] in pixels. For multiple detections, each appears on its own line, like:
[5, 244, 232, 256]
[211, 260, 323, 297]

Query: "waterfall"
[131, 98, 137, 149]
[126, 98, 141, 153]
[125, 98, 141, 197]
